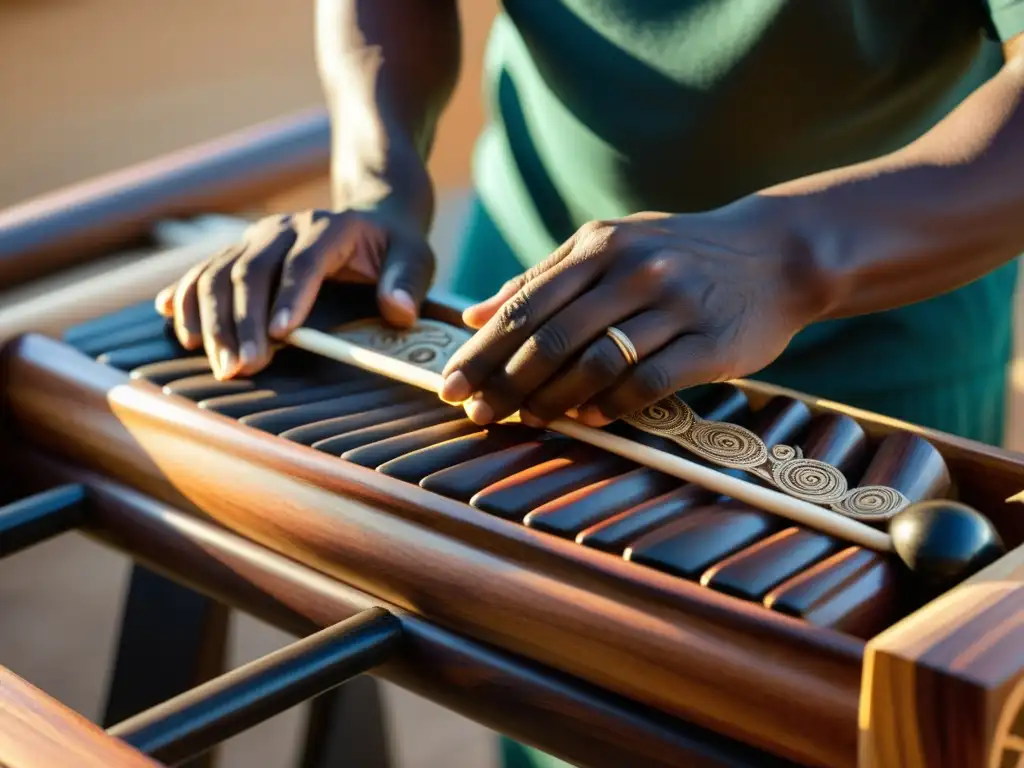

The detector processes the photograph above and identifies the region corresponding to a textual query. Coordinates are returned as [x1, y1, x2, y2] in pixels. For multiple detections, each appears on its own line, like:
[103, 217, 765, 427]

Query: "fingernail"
[566, 407, 580, 419]
[270, 309, 291, 336]
[155, 288, 172, 313]
[519, 410, 546, 428]
[175, 324, 196, 349]
[440, 371, 472, 403]
[239, 341, 258, 367]
[217, 348, 238, 379]
[391, 289, 416, 317]
[464, 395, 494, 425]
[577, 405, 612, 426]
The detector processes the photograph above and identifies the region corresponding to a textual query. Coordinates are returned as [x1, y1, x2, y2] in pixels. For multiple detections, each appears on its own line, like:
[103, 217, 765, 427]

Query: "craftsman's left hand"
[438, 208, 826, 427]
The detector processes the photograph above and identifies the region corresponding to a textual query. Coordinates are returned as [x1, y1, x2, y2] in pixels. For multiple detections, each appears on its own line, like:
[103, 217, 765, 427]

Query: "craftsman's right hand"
[155, 208, 435, 379]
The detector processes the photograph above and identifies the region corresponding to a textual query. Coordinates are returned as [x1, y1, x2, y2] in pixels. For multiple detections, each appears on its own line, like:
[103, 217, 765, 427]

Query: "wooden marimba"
[0, 112, 1021, 768]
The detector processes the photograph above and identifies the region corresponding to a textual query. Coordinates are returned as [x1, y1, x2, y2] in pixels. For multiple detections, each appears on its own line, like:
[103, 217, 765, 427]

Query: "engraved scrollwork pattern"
[331, 318, 472, 374]
[328, 320, 909, 521]
[686, 422, 768, 468]
[624, 395, 910, 522]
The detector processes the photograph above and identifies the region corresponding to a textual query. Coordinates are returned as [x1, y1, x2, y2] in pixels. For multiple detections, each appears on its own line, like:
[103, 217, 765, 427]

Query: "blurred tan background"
[0, 2, 1021, 768]
[0, 2, 502, 767]
[0, 0, 493, 201]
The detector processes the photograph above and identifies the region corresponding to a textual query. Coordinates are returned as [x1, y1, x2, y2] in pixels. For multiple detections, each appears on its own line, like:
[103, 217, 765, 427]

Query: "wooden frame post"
[859, 546, 1024, 768]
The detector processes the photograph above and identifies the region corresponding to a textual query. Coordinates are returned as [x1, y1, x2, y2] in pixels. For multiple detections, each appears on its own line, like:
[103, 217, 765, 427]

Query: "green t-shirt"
[470, 0, 1024, 401]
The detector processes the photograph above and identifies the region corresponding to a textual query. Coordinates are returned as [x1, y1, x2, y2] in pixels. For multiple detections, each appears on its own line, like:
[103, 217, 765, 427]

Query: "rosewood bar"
[0, 114, 1021, 768]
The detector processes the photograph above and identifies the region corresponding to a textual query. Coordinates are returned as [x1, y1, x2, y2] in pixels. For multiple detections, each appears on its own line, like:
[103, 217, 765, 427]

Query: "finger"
[377, 235, 436, 328]
[461, 278, 520, 331]
[267, 213, 347, 339]
[155, 282, 176, 317]
[231, 228, 296, 374]
[581, 332, 729, 426]
[171, 260, 211, 350]
[462, 233, 579, 330]
[197, 246, 246, 379]
[463, 283, 648, 424]
[521, 309, 684, 424]
[440, 251, 603, 404]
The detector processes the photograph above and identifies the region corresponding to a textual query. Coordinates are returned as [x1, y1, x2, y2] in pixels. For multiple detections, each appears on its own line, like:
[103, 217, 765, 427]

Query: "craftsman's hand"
[155, 206, 435, 379]
[439, 206, 827, 427]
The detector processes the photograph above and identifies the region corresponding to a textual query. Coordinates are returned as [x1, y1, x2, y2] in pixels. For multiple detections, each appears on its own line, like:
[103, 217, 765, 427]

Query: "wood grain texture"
[859, 544, 1024, 768]
[7, 448, 800, 768]
[0, 333, 864, 768]
[7, 292, 1024, 766]
[0, 665, 161, 768]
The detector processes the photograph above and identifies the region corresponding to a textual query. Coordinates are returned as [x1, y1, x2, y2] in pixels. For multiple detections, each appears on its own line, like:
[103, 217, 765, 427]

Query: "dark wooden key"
[799, 413, 870, 483]
[166, 370, 315, 400]
[377, 425, 540, 484]
[512, 384, 748, 535]
[610, 384, 752, 455]
[745, 396, 814, 455]
[241, 385, 420, 435]
[756, 428, 948, 636]
[524, 467, 679, 538]
[493, 387, 745, 532]
[420, 440, 569, 502]
[763, 547, 899, 638]
[76, 316, 170, 357]
[342, 419, 480, 469]
[575, 483, 715, 553]
[648, 412, 867, 592]
[681, 383, 751, 423]
[198, 381, 377, 419]
[576, 397, 818, 554]
[470, 445, 632, 521]
[314, 407, 464, 456]
[131, 357, 213, 386]
[858, 431, 951, 502]
[625, 502, 782, 580]
[97, 337, 187, 371]
[64, 301, 159, 348]
[163, 375, 265, 401]
[280, 400, 440, 446]
[258, 346, 380, 385]
[700, 527, 840, 601]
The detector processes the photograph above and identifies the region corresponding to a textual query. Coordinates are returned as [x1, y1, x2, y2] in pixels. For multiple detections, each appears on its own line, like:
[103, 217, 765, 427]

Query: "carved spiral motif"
[407, 347, 438, 365]
[772, 459, 848, 504]
[334, 318, 919, 525]
[771, 445, 797, 462]
[336, 319, 469, 374]
[832, 485, 907, 520]
[686, 422, 768, 468]
[630, 397, 695, 435]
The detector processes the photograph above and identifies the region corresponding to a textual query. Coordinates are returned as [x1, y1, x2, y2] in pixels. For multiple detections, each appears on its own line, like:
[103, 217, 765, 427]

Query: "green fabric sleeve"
[987, 0, 1024, 41]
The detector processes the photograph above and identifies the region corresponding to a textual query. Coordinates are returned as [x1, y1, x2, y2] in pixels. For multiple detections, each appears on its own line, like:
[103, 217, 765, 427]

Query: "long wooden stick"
[288, 326, 894, 552]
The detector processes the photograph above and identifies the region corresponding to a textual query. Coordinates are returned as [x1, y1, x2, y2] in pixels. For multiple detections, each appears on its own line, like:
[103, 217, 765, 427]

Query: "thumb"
[377, 234, 436, 328]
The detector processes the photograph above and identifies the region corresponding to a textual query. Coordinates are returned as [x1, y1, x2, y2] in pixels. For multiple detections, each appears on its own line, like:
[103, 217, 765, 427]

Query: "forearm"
[757, 39, 1024, 321]
[315, 0, 461, 224]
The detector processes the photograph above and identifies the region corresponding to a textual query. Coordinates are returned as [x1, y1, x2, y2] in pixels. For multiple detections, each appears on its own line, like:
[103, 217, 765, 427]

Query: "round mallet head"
[890, 500, 1006, 590]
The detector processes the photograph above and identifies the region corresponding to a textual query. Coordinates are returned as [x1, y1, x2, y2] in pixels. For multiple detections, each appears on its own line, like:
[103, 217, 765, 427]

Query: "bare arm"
[154, 1, 463, 381]
[761, 34, 1024, 320]
[434, 35, 1024, 428]
[315, 0, 461, 228]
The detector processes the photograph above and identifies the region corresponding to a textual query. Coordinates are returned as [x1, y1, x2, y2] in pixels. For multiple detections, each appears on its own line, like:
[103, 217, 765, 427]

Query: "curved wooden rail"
[5, 449, 798, 768]
[0, 332, 865, 768]
[0, 109, 330, 288]
[0, 666, 161, 768]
